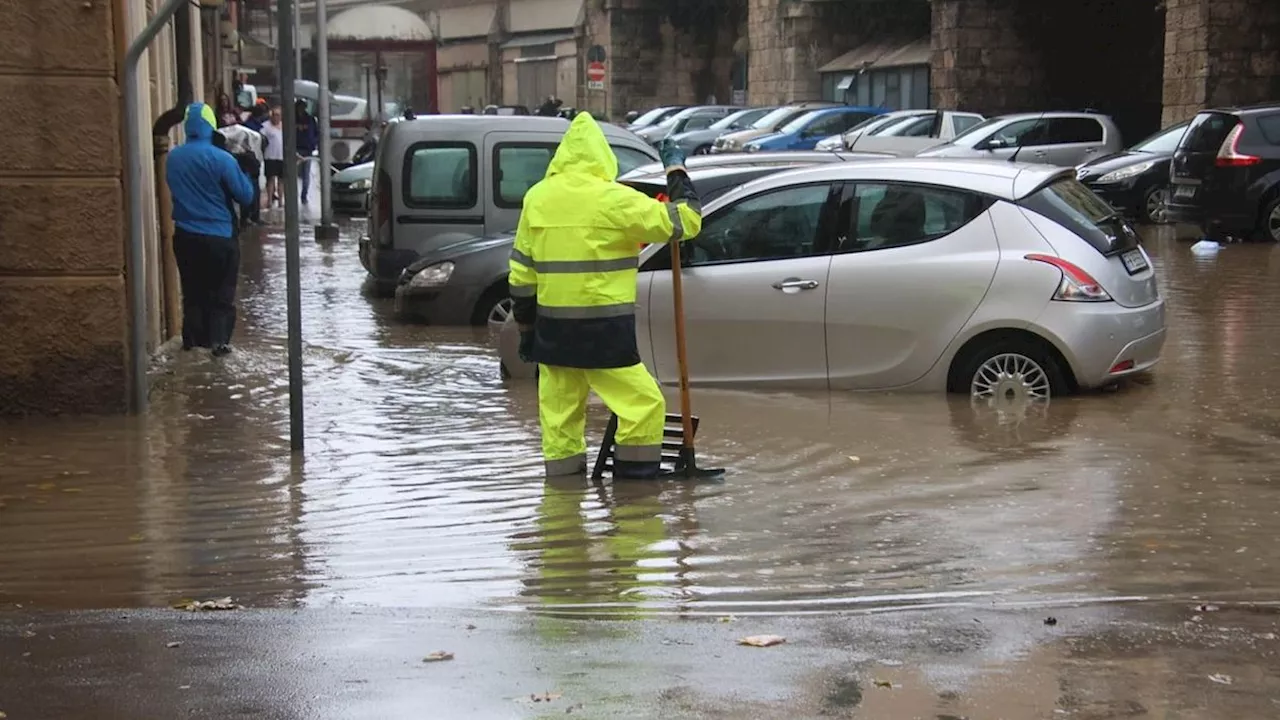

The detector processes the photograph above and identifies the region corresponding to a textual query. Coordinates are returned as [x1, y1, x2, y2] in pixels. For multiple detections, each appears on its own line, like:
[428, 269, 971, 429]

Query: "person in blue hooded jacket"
[166, 102, 256, 356]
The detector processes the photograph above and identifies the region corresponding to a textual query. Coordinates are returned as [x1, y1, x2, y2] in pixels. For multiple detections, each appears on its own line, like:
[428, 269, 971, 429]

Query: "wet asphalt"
[2, 203, 1280, 718]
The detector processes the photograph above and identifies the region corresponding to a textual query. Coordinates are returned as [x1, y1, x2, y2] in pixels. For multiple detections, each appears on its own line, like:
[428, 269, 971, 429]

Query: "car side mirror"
[983, 137, 1008, 151]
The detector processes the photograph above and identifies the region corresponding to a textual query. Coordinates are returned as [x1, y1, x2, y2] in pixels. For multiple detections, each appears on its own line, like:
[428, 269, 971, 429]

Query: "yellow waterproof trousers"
[538, 363, 665, 475]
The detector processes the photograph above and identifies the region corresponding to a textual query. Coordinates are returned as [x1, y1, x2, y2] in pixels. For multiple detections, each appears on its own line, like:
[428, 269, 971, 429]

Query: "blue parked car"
[743, 106, 887, 152]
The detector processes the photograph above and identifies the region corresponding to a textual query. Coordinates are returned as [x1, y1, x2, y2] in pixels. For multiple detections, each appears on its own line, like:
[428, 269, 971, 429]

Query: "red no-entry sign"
[587, 61, 606, 83]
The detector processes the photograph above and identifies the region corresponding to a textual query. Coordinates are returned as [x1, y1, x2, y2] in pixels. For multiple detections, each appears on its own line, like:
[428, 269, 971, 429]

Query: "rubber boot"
[614, 460, 661, 480]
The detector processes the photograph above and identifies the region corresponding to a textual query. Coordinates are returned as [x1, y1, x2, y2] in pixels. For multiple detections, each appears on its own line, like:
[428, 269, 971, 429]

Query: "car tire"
[1259, 196, 1280, 243]
[950, 336, 1070, 403]
[1140, 184, 1169, 225]
[471, 283, 512, 331]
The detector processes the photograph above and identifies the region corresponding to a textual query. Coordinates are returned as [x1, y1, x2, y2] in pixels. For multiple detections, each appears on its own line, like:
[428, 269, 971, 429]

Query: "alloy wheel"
[970, 353, 1052, 408]
[1146, 187, 1169, 224]
[487, 297, 513, 334]
[1268, 202, 1280, 242]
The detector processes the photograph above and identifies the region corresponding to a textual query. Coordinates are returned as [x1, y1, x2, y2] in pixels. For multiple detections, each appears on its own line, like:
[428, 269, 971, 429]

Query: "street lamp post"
[314, 0, 338, 242]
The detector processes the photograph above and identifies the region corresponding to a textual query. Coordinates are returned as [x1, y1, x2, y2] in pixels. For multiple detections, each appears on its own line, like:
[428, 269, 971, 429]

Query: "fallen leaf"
[1208, 673, 1233, 685]
[423, 651, 454, 662]
[166, 641, 182, 649]
[873, 679, 893, 689]
[738, 634, 786, 647]
[531, 692, 563, 702]
[1043, 617, 1058, 626]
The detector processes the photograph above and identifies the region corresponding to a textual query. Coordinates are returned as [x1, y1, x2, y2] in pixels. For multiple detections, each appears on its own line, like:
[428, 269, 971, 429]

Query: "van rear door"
[396, 139, 485, 259]
[1170, 111, 1238, 209]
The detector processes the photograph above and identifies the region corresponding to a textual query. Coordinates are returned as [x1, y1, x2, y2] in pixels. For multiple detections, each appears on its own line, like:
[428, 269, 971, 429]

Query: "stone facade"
[0, 0, 202, 415]
[1162, 0, 1280, 125]
[930, 0, 1043, 115]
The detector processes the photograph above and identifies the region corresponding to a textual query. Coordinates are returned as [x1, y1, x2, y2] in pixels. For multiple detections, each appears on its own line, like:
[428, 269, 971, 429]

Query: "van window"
[404, 142, 477, 208]
[493, 143, 658, 207]
[1179, 112, 1238, 153]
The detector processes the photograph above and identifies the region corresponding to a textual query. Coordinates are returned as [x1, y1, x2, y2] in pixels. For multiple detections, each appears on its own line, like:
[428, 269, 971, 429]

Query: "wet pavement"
[3, 207, 1280, 717]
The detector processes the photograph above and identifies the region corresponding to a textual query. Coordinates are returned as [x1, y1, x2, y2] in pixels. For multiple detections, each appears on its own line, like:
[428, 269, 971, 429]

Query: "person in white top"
[261, 107, 285, 208]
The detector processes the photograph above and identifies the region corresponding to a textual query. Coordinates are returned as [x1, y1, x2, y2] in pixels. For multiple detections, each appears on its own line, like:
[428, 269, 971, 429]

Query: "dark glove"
[659, 139, 686, 171]
[518, 329, 535, 363]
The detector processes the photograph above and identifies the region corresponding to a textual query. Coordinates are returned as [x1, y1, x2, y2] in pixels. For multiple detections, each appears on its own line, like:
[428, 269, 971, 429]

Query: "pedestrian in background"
[217, 122, 265, 228]
[261, 106, 284, 208]
[166, 103, 255, 357]
[216, 93, 239, 128]
[295, 99, 319, 205]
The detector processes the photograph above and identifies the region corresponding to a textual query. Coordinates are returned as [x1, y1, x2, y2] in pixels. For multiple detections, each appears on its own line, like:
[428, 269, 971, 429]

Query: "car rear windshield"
[1178, 112, 1238, 153]
[1019, 178, 1141, 256]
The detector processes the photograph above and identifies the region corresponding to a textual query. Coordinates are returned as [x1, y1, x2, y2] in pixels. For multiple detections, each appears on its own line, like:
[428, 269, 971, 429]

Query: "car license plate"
[1121, 248, 1148, 275]
[1173, 185, 1196, 200]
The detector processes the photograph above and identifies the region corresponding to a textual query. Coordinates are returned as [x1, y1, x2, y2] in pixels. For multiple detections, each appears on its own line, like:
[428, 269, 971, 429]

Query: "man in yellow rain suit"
[510, 114, 702, 480]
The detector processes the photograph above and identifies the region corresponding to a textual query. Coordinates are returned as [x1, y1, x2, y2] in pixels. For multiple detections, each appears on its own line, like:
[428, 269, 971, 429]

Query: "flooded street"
[4, 210, 1280, 717]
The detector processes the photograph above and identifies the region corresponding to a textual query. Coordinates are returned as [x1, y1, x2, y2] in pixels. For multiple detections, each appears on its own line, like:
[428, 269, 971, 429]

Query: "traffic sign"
[587, 61, 606, 83]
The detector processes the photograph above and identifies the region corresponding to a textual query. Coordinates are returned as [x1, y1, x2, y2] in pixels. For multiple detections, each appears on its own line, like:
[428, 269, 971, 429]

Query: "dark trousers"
[173, 230, 240, 349]
[235, 154, 261, 226]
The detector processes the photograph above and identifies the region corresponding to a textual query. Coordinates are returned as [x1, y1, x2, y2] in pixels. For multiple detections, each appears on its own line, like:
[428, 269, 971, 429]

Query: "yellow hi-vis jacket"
[509, 113, 702, 369]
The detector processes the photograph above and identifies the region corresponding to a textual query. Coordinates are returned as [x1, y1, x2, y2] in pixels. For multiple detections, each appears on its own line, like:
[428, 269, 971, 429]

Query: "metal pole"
[293, 0, 303, 77]
[314, 0, 338, 241]
[279, 0, 305, 452]
[124, 0, 188, 414]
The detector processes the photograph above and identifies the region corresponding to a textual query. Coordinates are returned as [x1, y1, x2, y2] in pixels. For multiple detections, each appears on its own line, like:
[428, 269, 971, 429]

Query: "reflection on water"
[3, 222, 1280, 618]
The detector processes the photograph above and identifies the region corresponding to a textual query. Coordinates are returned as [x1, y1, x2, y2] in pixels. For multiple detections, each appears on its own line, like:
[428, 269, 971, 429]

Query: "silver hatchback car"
[499, 159, 1166, 403]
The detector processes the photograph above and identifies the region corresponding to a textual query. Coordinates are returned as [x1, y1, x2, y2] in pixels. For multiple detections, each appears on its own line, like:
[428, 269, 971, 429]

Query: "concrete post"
[314, 0, 338, 242]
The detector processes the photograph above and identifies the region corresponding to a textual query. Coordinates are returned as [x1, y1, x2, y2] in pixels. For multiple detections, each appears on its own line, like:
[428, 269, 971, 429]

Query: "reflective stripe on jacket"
[509, 113, 701, 369]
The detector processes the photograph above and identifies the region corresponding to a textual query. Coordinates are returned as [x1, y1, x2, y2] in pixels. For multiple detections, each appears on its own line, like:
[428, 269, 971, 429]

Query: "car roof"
[1202, 102, 1280, 116]
[994, 111, 1113, 122]
[719, 158, 1073, 202]
[619, 151, 883, 179]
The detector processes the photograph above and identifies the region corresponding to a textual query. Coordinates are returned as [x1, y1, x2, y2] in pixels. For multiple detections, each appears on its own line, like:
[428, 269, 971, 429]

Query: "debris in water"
[738, 634, 786, 647]
[465, 624, 477, 631]
[1208, 673, 1233, 685]
[423, 651, 454, 663]
[128, 534, 145, 542]
[1044, 617, 1058, 626]
[717, 615, 738, 623]
[166, 641, 182, 649]
[531, 692, 563, 702]
[172, 597, 240, 612]
[1195, 604, 1220, 613]
[873, 679, 893, 689]
[847, 455, 861, 463]
[1191, 239, 1221, 255]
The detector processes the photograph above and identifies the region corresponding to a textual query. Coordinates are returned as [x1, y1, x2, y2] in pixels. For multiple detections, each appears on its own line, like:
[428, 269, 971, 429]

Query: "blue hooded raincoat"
[166, 103, 255, 238]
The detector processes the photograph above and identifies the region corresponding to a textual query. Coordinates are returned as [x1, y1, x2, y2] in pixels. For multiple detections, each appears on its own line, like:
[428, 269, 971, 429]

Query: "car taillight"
[1214, 124, 1260, 167]
[1025, 254, 1112, 302]
[375, 170, 393, 247]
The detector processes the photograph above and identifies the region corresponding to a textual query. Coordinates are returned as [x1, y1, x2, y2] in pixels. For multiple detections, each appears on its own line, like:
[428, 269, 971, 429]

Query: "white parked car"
[499, 159, 1165, 403]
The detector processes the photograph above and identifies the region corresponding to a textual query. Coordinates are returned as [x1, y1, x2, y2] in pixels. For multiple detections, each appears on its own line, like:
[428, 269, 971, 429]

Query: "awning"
[819, 36, 931, 73]
[500, 32, 575, 50]
[438, 3, 498, 41]
[506, 0, 584, 34]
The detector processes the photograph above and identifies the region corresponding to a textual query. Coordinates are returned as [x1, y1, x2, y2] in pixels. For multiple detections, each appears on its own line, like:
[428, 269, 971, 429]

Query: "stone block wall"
[1163, 0, 1280, 125]
[931, 0, 1044, 115]
[0, 0, 129, 414]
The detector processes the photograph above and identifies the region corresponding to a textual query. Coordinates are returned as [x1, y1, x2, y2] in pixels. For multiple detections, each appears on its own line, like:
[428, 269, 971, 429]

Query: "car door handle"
[772, 278, 820, 292]
[1033, 150, 1048, 157]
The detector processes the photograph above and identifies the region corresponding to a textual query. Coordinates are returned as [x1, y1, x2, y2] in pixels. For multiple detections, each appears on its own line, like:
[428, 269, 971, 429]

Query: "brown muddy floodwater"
[2, 219, 1280, 619]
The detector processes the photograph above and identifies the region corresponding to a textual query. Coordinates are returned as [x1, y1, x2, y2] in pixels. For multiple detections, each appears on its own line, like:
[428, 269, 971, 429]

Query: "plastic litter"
[1190, 239, 1222, 255]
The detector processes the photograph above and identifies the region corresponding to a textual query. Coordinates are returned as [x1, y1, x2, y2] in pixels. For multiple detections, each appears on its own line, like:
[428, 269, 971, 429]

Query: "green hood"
[546, 113, 618, 182]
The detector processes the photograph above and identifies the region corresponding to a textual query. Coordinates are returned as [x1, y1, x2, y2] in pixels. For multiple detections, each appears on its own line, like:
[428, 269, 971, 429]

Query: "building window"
[520, 43, 556, 59]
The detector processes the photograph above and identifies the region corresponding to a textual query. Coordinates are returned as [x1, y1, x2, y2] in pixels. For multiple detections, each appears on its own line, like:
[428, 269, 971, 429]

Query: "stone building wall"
[931, 0, 1043, 115]
[0, 0, 199, 415]
[1162, 0, 1280, 125]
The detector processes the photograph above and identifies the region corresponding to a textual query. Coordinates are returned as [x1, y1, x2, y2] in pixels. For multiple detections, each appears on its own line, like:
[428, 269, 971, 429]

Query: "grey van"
[359, 116, 660, 286]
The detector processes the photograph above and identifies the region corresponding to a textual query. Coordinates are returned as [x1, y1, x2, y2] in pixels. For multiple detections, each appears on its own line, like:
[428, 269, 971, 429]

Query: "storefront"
[819, 37, 931, 111]
[436, 3, 498, 113]
[499, 0, 585, 110]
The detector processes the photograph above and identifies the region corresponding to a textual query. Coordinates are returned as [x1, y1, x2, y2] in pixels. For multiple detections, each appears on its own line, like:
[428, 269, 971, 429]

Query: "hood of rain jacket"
[545, 113, 618, 182]
[166, 102, 256, 238]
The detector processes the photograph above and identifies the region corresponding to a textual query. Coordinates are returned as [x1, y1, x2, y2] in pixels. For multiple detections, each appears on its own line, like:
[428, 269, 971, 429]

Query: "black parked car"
[1166, 103, 1280, 242]
[1076, 120, 1189, 224]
